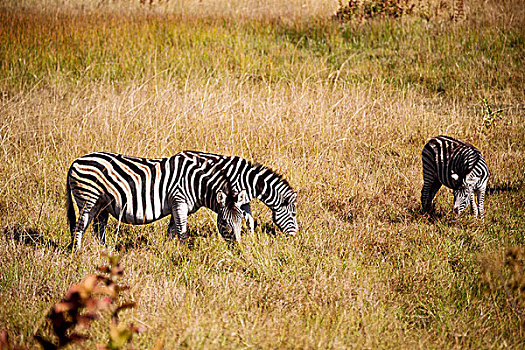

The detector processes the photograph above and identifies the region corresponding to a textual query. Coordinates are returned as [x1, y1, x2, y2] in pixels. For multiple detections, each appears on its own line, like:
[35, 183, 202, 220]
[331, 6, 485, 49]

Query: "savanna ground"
[1, 0, 524, 348]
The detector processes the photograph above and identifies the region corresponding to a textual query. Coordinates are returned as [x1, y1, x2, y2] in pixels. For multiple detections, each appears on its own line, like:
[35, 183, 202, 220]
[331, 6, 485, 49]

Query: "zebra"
[66, 151, 250, 250]
[180, 151, 298, 236]
[421, 135, 489, 219]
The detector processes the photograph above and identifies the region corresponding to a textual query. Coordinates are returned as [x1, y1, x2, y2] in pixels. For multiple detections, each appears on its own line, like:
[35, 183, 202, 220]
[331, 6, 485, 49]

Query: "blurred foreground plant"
[1, 254, 143, 350]
[479, 247, 525, 322]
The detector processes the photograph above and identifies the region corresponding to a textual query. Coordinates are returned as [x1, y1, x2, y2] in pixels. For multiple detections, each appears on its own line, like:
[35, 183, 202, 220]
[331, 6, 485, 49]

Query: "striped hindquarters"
[68, 152, 173, 224]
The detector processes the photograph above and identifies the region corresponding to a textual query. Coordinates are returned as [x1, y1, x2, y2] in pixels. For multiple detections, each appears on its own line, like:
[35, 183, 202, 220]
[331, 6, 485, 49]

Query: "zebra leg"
[72, 201, 100, 250]
[470, 191, 478, 218]
[93, 209, 109, 246]
[169, 201, 189, 242]
[241, 203, 255, 233]
[477, 186, 487, 220]
[167, 216, 176, 239]
[421, 178, 441, 213]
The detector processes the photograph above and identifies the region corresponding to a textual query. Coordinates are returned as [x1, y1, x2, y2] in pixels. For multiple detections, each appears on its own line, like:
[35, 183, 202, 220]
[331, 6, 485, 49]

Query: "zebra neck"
[252, 168, 288, 209]
[196, 154, 290, 209]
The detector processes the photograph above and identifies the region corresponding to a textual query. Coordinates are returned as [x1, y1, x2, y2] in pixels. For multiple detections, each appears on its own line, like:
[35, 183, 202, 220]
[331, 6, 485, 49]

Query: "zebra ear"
[217, 190, 227, 207]
[451, 173, 459, 181]
[236, 190, 250, 206]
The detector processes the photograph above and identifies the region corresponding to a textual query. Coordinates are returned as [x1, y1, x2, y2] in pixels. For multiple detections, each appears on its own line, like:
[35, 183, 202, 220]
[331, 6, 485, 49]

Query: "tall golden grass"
[1, 0, 524, 348]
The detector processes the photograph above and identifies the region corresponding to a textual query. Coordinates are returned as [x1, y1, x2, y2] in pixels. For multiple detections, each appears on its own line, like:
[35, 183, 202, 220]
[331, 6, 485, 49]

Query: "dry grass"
[1, 0, 524, 348]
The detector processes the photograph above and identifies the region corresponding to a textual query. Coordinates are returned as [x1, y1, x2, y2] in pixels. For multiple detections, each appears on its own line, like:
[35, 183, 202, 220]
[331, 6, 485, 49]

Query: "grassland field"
[0, 0, 524, 348]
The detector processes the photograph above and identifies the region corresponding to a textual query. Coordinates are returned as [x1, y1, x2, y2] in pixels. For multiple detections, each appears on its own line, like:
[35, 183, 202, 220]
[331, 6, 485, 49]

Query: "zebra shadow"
[96, 221, 284, 251]
[486, 182, 523, 195]
[386, 204, 456, 225]
[2, 225, 60, 249]
[109, 225, 237, 251]
[383, 204, 431, 224]
[255, 221, 279, 236]
[114, 234, 150, 251]
[419, 210, 452, 224]
[416, 205, 487, 226]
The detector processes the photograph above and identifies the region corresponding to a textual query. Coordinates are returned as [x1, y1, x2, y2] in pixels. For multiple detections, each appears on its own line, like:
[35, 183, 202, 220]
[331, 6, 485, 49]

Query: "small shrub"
[481, 98, 503, 131]
[335, 0, 412, 21]
[334, 0, 466, 22]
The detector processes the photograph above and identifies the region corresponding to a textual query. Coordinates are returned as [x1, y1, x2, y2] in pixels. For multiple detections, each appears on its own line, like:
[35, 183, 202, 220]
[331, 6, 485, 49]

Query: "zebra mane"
[179, 150, 296, 199]
[462, 152, 483, 180]
[249, 161, 296, 198]
[197, 158, 235, 194]
[438, 135, 480, 153]
[443, 137, 482, 179]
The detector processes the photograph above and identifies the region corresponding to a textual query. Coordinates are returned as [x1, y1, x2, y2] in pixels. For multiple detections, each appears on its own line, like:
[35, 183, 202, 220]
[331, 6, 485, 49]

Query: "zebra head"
[453, 172, 480, 216]
[453, 185, 470, 216]
[272, 192, 298, 236]
[452, 172, 469, 216]
[216, 189, 250, 242]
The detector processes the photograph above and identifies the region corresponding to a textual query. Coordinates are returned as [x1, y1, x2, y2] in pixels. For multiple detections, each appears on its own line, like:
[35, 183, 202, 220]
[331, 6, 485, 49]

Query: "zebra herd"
[66, 135, 488, 250]
[66, 150, 297, 249]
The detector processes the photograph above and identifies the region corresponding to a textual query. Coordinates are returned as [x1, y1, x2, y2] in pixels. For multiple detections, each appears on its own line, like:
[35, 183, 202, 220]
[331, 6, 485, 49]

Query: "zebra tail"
[66, 168, 76, 234]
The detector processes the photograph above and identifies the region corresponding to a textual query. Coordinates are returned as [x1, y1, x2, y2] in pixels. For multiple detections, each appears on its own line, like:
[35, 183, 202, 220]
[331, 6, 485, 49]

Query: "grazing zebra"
[66, 151, 249, 250]
[421, 135, 489, 219]
[180, 151, 298, 235]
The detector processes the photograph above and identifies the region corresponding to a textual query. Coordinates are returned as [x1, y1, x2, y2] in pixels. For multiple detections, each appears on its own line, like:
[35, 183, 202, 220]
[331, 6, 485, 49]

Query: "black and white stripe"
[181, 151, 298, 235]
[66, 151, 248, 249]
[421, 135, 489, 219]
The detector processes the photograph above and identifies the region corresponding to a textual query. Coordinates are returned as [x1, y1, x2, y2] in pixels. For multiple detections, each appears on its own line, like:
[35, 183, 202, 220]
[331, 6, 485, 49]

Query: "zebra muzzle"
[287, 229, 298, 236]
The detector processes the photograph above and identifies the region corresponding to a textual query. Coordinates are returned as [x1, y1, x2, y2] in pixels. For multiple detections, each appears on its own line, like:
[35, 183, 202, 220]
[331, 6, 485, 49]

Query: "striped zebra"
[180, 151, 298, 235]
[421, 135, 489, 219]
[66, 151, 249, 250]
